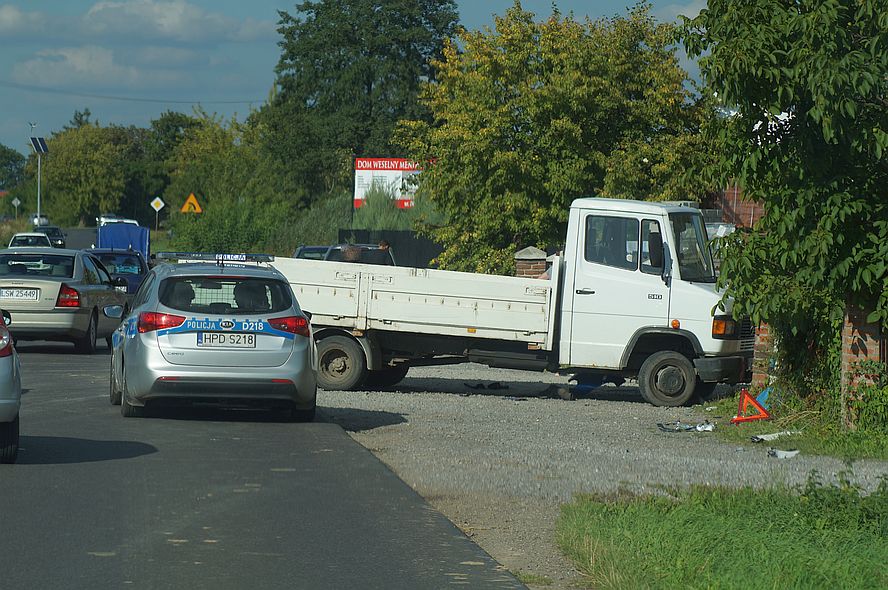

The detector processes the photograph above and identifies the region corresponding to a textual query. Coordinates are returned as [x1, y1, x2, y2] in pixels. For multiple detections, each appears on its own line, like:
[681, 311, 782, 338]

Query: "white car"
[8, 233, 52, 248]
[29, 214, 49, 227]
[0, 310, 22, 463]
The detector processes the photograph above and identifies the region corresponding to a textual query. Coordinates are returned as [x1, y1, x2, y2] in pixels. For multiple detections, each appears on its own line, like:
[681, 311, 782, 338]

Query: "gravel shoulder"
[319, 364, 888, 589]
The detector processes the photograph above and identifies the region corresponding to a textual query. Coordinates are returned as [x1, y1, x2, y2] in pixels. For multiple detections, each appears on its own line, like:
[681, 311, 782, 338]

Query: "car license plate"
[0, 288, 39, 300]
[196, 332, 256, 348]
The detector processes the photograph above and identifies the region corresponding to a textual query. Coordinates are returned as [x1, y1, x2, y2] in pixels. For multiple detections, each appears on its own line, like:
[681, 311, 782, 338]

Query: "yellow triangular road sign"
[181, 193, 202, 213]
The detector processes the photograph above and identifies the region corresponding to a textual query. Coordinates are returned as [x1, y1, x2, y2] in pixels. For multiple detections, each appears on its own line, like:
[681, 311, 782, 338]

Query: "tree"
[0, 143, 26, 190]
[41, 124, 127, 226]
[396, 2, 703, 273]
[682, 2, 888, 326]
[260, 0, 459, 196]
[65, 108, 92, 130]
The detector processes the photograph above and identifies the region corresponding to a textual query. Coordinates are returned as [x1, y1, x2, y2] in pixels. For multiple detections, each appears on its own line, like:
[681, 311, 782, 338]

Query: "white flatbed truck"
[271, 198, 753, 406]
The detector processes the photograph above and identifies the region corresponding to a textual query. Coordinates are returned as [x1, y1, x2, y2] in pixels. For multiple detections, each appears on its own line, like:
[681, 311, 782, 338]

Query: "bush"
[848, 360, 888, 433]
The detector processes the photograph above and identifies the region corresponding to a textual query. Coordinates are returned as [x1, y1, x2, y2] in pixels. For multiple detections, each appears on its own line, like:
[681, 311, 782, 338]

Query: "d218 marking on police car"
[197, 332, 256, 348]
[648, 293, 663, 300]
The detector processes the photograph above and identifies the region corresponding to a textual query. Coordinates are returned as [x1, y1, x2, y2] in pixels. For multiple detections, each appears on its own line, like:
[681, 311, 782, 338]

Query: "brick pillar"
[841, 305, 884, 428]
[752, 323, 773, 387]
[514, 246, 547, 278]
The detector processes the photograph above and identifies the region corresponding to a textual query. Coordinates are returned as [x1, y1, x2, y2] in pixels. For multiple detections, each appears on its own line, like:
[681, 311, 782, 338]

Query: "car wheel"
[638, 351, 697, 407]
[120, 366, 144, 417]
[364, 364, 409, 388]
[287, 405, 316, 423]
[109, 358, 122, 406]
[317, 336, 367, 390]
[0, 414, 20, 464]
[75, 311, 98, 355]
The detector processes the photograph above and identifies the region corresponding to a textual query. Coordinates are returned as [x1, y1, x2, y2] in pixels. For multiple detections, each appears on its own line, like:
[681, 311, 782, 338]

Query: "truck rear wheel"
[638, 351, 696, 406]
[365, 364, 409, 388]
[317, 335, 367, 391]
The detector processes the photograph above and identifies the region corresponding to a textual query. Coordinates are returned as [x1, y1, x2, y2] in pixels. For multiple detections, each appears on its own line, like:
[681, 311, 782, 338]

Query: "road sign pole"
[155, 210, 159, 231]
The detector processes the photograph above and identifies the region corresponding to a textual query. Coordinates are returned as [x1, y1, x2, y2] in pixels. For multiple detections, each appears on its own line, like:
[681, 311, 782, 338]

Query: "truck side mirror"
[648, 232, 663, 268]
[661, 242, 673, 284]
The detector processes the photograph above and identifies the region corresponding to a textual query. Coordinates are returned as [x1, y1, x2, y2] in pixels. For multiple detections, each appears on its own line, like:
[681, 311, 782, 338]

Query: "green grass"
[703, 395, 888, 461]
[557, 475, 888, 590]
[514, 571, 553, 586]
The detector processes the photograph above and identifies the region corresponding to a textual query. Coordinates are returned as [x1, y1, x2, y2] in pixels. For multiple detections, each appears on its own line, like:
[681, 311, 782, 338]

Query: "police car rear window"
[158, 277, 293, 315]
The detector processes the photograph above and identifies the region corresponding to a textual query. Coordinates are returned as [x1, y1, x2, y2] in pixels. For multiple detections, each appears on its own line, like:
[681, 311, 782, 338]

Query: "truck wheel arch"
[313, 329, 379, 371]
[620, 328, 702, 373]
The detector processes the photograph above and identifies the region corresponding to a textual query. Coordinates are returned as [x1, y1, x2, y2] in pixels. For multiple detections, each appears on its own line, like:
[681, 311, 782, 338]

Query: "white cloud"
[0, 4, 44, 34]
[84, 0, 275, 43]
[11, 45, 183, 89]
[655, 1, 706, 23]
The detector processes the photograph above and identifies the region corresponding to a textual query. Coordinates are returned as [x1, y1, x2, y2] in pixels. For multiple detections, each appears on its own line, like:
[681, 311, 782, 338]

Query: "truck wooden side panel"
[271, 258, 557, 348]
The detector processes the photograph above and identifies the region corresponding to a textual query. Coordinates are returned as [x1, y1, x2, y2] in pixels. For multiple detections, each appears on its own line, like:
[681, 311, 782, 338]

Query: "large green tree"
[397, 2, 706, 273]
[261, 0, 459, 197]
[42, 124, 127, 226]
[683, 2, 888, 328]
[0, 143, 26, 191]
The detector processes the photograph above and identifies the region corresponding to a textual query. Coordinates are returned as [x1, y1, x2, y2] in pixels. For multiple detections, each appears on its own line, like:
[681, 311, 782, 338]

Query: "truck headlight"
[712, 315, 738, 339]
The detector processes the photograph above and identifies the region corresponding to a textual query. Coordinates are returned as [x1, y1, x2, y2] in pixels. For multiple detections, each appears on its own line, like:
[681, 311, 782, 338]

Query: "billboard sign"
[354, 158, 420, 209]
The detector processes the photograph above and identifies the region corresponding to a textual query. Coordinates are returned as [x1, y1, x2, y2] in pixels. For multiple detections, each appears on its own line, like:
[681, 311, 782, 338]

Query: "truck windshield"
[669, 212, 715, 283]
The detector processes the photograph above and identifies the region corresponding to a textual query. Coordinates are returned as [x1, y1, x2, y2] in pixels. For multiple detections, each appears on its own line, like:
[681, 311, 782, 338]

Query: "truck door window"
[641, 219, 664, 275]
[669, 212, 716, 282]
[584, 215, 639, 271]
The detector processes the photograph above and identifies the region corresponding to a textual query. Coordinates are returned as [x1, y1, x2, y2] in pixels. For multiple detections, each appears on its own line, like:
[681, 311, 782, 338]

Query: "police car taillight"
[138, 312, 186, 333]
[268, 316, 310, 337]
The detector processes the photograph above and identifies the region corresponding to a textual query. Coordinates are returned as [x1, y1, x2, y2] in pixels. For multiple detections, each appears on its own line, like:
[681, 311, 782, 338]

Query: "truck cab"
[559, 198, 752, 405]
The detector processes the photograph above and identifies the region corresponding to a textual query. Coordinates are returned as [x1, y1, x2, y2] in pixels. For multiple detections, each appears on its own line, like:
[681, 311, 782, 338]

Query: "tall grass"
[557, 473, 888, 589]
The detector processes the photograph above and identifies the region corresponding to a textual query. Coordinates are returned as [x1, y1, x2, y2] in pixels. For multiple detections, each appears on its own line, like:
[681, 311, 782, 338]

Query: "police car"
[109, 253, 317, 420]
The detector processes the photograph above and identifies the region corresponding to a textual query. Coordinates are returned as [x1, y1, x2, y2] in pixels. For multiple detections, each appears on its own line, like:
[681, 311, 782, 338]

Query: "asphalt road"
[0, 343, 522, 590]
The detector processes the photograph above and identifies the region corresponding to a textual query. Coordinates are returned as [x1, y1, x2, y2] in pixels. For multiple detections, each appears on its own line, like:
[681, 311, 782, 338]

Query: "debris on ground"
[767, 448, 800, 459]
[751, 431, 799, 443]
[657, 420, 715, 433]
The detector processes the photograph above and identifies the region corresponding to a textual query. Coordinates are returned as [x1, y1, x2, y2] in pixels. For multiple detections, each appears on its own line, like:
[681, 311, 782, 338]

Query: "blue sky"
[0, 1, 704, 154]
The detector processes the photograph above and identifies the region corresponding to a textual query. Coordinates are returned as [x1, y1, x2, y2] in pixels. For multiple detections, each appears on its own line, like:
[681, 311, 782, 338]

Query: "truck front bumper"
[694, 355, 751, 384]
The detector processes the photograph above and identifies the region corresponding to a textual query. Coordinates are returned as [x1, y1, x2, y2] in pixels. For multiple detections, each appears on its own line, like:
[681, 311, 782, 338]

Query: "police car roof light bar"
[155, 252, 275, 264]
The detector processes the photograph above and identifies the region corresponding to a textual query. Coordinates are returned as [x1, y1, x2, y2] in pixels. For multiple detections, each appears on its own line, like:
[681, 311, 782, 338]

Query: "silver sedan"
[0, 248, 128, 353]
[0, 310, 22, 463]
[109, 255, 318, 420]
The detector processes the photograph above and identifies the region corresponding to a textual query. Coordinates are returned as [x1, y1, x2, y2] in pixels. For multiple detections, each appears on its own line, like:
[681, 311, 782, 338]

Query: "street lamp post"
[28, 126, 48, 223]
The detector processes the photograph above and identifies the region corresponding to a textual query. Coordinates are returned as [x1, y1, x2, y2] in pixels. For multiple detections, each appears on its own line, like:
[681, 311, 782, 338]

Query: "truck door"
[567, 214, 670, 368]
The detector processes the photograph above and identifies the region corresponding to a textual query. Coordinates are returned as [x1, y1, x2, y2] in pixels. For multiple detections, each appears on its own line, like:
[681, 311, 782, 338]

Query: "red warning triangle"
[730, 388, 771, 423]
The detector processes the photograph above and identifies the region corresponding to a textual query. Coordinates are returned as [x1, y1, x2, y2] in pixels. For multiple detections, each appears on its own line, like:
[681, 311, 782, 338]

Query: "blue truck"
[91, 223, 151, 297]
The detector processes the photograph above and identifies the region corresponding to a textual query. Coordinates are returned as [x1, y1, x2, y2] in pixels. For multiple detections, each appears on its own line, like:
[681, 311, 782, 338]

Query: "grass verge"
[514, 571, 553, 586]
[557, 473, 888, 589]
[703, 394, 888, 461]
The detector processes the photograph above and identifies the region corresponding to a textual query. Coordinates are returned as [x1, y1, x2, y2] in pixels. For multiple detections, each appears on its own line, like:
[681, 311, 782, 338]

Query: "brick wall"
[717, 185, 765, 228]
[514, 246, 548, 278]
[841, 305, 884, 387]
[752, 323, 773, 387]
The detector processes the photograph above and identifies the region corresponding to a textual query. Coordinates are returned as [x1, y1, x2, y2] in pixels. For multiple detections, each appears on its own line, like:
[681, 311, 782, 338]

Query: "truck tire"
[317, 336, 367, 391]
[364, 364, 409, 388]
[638, 351, 696, 406]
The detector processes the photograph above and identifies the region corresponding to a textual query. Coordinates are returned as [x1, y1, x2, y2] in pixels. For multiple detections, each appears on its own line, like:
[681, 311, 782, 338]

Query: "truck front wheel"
[317, 336, 367, 391]
[638, 351, 696, 406]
